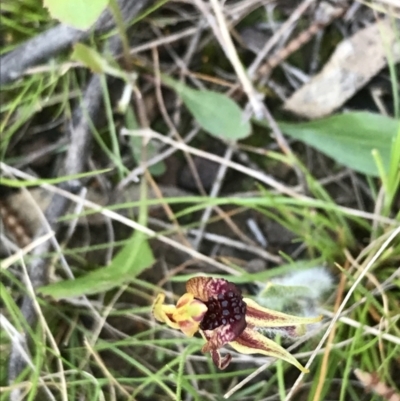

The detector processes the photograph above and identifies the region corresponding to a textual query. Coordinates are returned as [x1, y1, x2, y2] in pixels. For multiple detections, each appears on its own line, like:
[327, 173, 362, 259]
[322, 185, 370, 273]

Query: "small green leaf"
[43, 0, 109, 30]
[71, 43, 105, 73]
[274, 112, 399, 176]
[164, 77, 251, 140]
[39, 232, 154, 299]
[71, 43, 126, 79]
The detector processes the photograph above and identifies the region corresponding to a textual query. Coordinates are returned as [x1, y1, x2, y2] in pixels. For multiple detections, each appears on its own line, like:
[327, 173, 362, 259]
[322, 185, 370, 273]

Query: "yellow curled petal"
[153, 293, 207, 336]
[152, 293, 179, 329]
[229, 327, 309, 373]
[244, 297, 322, 331]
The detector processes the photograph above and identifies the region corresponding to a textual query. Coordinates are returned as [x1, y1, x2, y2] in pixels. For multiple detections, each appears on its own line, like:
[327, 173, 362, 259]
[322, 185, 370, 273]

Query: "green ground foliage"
[1, 1, 399, 401]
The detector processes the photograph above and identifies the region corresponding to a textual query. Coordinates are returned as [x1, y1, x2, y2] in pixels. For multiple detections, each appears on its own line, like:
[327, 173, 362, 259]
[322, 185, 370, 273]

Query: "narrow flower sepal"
[244, 297, 322, 337]
[229, 328, 309, 372]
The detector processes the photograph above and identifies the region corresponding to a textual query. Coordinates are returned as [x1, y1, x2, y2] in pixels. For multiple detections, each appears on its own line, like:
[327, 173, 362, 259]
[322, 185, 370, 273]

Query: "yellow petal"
[229, 327, 309, 373]
[152, 293, 180, 329]
[178, 320, 200, 337]
[174, 293, 207, 323]
[244, 297, 322, 333]
[174, 293, 207, 337]
[176, 292, 194, 308]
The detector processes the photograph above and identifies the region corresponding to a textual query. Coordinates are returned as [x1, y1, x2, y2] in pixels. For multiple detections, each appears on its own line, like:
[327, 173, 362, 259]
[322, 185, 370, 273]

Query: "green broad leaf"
[274, 112, 399, 177]
[43, 0, 109, 30]
[39, 231, 154, 299]
[164, 76, 251, 140]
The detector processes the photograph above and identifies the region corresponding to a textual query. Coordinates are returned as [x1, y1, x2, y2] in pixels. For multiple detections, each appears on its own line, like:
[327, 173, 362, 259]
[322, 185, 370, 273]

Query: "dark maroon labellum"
[200, 291, 247, 331]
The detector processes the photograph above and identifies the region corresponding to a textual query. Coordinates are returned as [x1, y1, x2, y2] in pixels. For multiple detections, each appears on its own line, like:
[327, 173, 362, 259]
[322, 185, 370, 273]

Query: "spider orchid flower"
[153, 276, 322, 371]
